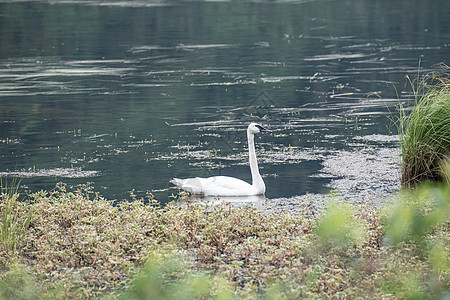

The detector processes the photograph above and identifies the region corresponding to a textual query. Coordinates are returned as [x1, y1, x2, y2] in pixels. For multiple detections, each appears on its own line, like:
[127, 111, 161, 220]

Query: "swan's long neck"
[247, 130, 265, 194]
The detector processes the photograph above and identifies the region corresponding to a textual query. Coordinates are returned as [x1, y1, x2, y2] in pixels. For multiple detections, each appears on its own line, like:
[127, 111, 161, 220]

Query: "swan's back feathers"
[171, 176, 263, 196]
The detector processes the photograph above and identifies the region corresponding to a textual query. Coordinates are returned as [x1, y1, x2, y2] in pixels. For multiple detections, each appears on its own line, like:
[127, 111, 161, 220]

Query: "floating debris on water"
[312, 146, 401, 204]
[0, 168, 99, 178]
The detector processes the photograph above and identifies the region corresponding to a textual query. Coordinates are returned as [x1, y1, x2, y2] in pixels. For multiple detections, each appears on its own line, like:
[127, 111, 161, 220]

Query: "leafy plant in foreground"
[385, 183, 449, 246]
[382, 166, 449, 299]
[120, 253, 233, 300]
[315, 200, 364, 249]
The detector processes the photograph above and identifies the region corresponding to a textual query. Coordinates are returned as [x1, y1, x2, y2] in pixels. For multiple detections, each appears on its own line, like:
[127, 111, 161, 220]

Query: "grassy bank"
[400, 66, 450, 187]
[0, 178, 448, 299]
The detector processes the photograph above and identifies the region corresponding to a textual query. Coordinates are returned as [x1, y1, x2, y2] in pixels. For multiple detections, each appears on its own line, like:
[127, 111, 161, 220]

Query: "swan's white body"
[171, 123, 268, 196]
[171, 175, 263, 196]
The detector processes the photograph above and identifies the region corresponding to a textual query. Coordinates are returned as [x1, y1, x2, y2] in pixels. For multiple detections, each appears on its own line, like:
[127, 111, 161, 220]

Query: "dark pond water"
[1, 0, 449, 204]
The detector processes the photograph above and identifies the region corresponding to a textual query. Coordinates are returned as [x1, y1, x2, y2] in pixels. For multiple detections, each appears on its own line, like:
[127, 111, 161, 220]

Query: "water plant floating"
[171, 123, 270, 196]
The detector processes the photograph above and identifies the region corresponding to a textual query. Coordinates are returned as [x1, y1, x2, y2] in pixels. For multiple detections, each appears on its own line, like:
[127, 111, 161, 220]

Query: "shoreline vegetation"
[0, 175, 448, 299]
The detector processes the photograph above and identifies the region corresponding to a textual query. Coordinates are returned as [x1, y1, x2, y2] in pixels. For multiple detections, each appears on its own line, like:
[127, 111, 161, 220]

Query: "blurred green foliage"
[316, 200, 364, 248]
[385, 184, 449, 245]
[120, 253, 233, 300]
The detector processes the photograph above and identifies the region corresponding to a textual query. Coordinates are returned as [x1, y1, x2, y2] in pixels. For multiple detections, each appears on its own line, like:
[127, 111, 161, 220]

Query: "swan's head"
[248, 123, 269, 135]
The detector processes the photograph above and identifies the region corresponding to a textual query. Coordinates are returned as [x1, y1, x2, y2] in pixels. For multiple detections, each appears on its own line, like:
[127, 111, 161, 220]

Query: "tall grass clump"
[0, 179, 31, 252]
[399, 65, 450, 187]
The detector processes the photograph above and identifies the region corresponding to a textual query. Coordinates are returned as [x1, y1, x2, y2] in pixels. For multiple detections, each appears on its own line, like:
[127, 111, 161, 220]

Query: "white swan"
[170, 123, 269, 196]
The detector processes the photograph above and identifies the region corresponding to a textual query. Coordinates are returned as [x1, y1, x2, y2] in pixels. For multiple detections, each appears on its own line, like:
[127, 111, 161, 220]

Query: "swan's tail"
[170, 177, 204, 194]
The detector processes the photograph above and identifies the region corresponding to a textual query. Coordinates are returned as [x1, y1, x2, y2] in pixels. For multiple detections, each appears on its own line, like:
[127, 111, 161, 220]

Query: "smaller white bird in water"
[170, 123, 270, 196]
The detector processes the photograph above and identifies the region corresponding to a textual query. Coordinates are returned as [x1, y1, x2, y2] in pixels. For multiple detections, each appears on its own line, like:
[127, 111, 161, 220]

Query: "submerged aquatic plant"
[399, 65, 450, 187]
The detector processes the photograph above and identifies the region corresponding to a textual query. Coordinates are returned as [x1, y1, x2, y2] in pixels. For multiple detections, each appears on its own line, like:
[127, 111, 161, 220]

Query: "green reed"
[0, 178, 31, 252]
[399, 66, 450, 187]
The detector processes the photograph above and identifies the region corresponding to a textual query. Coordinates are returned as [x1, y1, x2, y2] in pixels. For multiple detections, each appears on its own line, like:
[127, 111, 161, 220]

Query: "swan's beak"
[257, 125, 270, 133]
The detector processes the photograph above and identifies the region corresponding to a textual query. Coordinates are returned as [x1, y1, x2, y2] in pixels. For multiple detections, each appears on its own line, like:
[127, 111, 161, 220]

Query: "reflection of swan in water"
[171, 123, 269, 196]
[187, 194, 266, 206]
